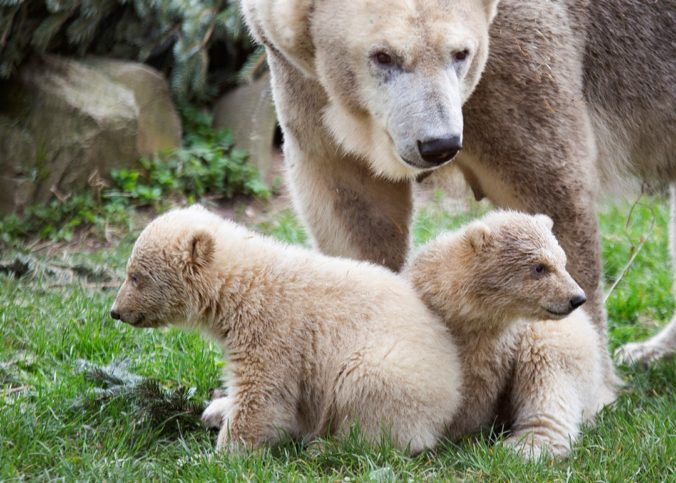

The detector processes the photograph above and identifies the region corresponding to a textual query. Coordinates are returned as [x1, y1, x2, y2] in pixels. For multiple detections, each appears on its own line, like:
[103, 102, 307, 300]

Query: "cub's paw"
[502, 433, 569, 461]
[215, 427, 250, 454]
[202, 396, 234, 429]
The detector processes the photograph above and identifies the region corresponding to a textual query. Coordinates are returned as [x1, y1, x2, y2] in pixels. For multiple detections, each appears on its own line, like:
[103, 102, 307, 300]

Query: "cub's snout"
[543, 285, 587, 319]
[109, 294, 147, 327]
[570, 293, 587, 310]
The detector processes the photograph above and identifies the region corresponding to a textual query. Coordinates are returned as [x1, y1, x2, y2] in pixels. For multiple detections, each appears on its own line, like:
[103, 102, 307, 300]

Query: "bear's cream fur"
[407, 211, 617, 459]
[242, 0, 674, 389]
[110, 205, 463, 453]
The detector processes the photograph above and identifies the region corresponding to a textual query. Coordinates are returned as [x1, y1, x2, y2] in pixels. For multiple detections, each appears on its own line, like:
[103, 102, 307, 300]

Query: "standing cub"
[110, 205, 462, 453]
[407, 211, 617, 459]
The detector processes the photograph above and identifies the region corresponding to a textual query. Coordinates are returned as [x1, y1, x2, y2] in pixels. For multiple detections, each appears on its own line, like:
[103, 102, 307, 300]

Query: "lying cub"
[110, 205, 462, 453]
[407, 211, 616, 459]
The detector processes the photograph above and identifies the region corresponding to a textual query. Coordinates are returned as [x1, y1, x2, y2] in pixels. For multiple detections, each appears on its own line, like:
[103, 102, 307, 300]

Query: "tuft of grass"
[600, 200, 675, 347]
[412, 196, 490, 245]
[0, 196, 674, 480]
[256, 208, 309, 246]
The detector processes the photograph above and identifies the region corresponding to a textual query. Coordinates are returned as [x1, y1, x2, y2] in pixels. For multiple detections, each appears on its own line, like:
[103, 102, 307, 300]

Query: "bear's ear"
[242, 0, 316, 78]
[184, 230, 215, 269]
[482, 0, 501, 23]
[465, 222, 492, 253]
[534, 214, 554, 231]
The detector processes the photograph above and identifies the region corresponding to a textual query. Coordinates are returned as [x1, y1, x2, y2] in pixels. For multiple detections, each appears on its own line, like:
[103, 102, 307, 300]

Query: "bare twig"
[604, 186, 657, 303]
[4, 385, 30, 395]
[46, 281, 120, 289]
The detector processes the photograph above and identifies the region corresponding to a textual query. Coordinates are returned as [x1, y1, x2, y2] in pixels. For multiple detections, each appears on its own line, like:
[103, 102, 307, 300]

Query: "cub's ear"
[465, 222, 492, 253]
[534, 214, 554, 231]
[241, 0, 316, 77]
[483, 0, 501, 23]
[184, 230, 215, 269]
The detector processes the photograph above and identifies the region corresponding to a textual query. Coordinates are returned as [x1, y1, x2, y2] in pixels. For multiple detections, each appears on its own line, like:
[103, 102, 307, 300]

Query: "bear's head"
[110, 206, 216, 329]
[242, 0, 500, 180]
[410, 211, 587, 328]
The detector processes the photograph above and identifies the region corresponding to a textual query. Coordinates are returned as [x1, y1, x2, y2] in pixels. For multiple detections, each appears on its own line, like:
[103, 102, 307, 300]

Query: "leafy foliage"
[0, 191, 126, 243]
[0, 107, 269, 244]
[108, 108, 269, 207]
[0, 0, 255, 100]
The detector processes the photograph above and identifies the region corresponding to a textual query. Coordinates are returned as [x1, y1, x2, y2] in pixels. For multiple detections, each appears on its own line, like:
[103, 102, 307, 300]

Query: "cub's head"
[411, 211, 586, 327]
[242, 0, 500, 180]
[110, 206, 216, 329]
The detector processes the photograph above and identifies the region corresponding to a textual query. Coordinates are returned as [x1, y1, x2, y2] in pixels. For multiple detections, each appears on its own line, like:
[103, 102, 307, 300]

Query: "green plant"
[0, 107, 269, 245]
[107, 107, 270, 206]
[0, 191, 128, 243]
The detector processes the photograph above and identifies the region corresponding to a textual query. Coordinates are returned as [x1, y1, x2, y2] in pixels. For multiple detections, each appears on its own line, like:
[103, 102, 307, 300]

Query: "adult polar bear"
[241, 0, 674, 387]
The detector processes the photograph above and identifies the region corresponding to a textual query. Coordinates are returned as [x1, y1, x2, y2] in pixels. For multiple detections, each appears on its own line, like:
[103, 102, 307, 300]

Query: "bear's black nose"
[417, 136, 462, 165]
[569, 294, 587, 310]
[110, 310, 121, 320]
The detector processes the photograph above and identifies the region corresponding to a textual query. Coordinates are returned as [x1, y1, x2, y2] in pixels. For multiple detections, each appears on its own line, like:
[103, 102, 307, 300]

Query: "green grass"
[1, 197, 675, 481]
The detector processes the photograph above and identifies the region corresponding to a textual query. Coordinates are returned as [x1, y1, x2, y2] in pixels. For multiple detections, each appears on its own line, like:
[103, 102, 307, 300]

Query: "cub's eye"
[453, 49, 470, 62]
[532, 264, 548, 276]
[130, 274, 140, 286]
[372, 51, 393, 66]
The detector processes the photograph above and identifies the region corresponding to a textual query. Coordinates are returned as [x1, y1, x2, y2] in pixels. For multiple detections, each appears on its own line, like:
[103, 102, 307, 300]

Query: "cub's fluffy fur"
[110, 205, 462, 453]
[407, 211, 616, 459]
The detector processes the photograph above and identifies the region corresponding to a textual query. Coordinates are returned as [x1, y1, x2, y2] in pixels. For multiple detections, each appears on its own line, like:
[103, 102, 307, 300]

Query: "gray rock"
[84, 58, 182, 156]
[213, 73, 278, 183]
[0, 116, 38, 214]
[0, 55, 182, 214]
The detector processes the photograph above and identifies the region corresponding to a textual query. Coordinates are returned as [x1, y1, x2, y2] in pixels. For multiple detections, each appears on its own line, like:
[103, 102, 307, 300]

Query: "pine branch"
[74, 358, 206, 436]
[237, 45, 266, 84]
[1, 0, 259, 100]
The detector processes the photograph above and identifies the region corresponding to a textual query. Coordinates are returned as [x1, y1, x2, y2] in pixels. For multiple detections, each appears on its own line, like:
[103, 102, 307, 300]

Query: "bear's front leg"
[503, 317, 613, 460]
[213, 378, 298, 453]
[267, 52, 413, 272]
[202, 396, 234, 429]
[285, 139, 413, 271]
[459, 10, 621, 387]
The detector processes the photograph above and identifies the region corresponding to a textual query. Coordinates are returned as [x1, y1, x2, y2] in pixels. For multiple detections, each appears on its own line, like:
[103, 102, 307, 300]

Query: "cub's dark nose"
[110, 310, 121, 320]
[569, 294, 587, 310]
[417, 136, 462, 165]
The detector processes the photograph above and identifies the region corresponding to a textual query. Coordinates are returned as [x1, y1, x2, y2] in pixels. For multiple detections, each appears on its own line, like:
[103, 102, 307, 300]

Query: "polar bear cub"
[110, 205, 462, 453]
[407, 211, 617, 459]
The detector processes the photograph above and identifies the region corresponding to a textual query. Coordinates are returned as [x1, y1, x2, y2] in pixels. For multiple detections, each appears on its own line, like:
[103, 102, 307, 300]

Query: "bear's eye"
[532, 264, 548, 277]
[130, 274, 140, 286]
[372, 51, 394, 66]
[453, 49, 470, 63]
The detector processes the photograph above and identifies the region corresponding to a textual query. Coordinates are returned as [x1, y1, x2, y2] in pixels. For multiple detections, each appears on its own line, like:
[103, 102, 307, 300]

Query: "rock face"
[0, 55, 181, 214]
[213, 72, 278, 183]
